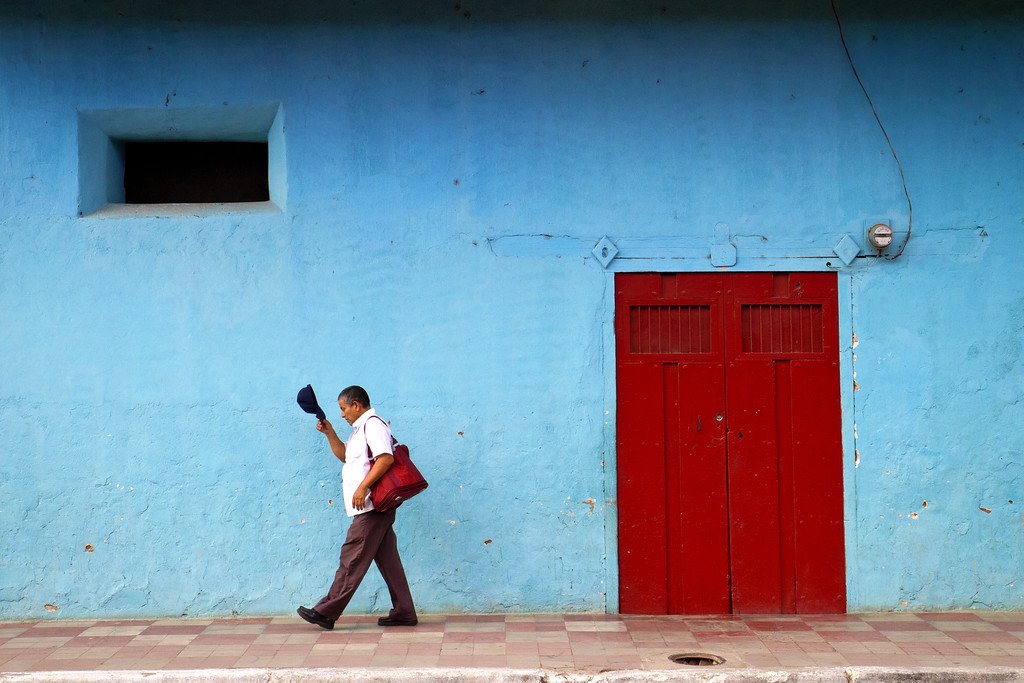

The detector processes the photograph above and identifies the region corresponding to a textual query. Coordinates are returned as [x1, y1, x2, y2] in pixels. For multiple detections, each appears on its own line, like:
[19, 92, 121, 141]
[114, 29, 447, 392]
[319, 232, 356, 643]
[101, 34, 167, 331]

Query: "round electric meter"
[867, 223, 894, 250]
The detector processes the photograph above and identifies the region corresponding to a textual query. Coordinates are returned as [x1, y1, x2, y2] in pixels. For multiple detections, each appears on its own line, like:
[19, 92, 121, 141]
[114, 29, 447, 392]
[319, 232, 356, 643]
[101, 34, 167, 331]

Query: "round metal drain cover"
[669, 653, 725, 666]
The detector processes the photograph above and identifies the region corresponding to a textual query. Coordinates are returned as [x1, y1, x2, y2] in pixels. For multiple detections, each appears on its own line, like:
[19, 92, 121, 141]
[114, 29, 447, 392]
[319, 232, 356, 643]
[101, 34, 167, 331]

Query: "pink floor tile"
[23, 627, 89, 638]
[815, 630, 889, 642]
[191, 634, 259, 645]
[505, 642, 539, 654]
[263, 624, 316, 634]
[216, 618, 273, 625]
[622, 620, 669, 632]
[165, 659, 210, 669]
[747, 621, 815, 632]
[693, 630, 760, 640]
[841, 653, 907, 666]
[505, 621, 565, 632]
[931, 643, 975, 654]
[505, 656, 542, 667]
[203, 656, 244, 667]
[738, 655, 782, 665]
[568, 632, 632, 642]
[866, 621, 938, 631]
[994, 621, 1024, 631]
[947, 631, 1023, 643]
[335, 633, 381, 643]
[334, 655, 374, 666]
[797, 642, 837, 653]
[444, 632, 505, 643]
[29, 660, 86, 671]
[917, 613, 986, 622]
[982, 655, 1024, 665]
[305, 656, 348, 666]
[141, 625, 209, 635]
[400, 624, 446, 632]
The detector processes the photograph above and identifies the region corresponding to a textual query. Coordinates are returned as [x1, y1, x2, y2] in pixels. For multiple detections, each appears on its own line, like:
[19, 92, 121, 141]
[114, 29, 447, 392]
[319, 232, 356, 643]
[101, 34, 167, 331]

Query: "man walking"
[297, 385, 418, 629]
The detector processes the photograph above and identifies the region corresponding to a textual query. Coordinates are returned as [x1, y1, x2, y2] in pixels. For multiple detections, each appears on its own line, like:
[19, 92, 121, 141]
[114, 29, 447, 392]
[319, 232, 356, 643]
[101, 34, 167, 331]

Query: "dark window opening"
[123, 141, 269, 204]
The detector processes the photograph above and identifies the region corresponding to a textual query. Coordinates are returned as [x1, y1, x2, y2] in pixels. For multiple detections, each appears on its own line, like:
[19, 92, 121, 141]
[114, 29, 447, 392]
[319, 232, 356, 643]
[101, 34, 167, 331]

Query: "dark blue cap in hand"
[297, 384, 327, 421]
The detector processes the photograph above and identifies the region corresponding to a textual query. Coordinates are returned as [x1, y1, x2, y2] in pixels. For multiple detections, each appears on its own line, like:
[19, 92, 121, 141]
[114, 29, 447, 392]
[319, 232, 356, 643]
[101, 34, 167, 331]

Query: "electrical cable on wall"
[831, 0, 913, 260]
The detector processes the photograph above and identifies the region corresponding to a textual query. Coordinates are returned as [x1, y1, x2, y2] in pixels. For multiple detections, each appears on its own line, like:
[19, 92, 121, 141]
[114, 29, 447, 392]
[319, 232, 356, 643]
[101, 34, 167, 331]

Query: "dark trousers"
[314, 508, 416, 621]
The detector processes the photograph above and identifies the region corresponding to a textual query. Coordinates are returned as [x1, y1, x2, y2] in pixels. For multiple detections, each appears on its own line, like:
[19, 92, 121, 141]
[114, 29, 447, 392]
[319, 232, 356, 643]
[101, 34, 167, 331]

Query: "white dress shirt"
[342, 408, 393, 517]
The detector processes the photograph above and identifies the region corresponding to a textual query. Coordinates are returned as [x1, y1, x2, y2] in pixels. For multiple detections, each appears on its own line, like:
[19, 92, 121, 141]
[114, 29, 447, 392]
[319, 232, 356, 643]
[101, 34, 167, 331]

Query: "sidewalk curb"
[3, 668, 1024, 683]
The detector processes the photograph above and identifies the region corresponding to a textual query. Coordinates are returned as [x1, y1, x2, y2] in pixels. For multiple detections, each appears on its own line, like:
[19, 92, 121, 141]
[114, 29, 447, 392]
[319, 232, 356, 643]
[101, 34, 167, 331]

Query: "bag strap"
[364, 415, 397, 459]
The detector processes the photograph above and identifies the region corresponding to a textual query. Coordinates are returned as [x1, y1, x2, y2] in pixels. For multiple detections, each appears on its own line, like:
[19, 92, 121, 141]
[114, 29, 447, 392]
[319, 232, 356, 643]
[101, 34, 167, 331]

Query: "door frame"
[601, 268, 857, 614]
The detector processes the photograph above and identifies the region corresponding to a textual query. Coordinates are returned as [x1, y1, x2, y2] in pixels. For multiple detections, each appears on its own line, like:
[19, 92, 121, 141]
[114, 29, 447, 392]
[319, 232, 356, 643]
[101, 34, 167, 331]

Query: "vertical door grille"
[629, 305, 712, 354]
[741, 304, 823, 353]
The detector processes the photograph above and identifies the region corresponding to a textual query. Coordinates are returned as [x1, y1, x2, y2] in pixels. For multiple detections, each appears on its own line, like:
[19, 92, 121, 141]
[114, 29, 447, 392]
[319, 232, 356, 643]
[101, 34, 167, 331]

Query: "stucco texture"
[0, 0, 1020, 618]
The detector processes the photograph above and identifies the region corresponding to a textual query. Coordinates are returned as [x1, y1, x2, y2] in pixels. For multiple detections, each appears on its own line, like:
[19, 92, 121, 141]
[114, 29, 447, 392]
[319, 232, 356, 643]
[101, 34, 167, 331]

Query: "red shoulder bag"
[367, 417, 428, 512]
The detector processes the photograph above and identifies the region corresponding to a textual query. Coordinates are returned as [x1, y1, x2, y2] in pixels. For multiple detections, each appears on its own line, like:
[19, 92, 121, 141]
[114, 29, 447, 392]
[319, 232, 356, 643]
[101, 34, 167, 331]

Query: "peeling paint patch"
[44, 604, 58, 612]
[980, 507, 992, 514]
[909, 512, 919, 519]
[483, 539, 492, 545]
[579, 498, 596, 514]
[854, 449, 860, 467]
[85, 544, 95, 552]
[922, 500, 928, 508]
[327, 499, 333, 505]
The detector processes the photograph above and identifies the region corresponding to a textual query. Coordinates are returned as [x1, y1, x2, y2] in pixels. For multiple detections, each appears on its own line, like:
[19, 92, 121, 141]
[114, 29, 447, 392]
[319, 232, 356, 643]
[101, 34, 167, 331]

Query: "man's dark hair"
[338, 385, 371, 408]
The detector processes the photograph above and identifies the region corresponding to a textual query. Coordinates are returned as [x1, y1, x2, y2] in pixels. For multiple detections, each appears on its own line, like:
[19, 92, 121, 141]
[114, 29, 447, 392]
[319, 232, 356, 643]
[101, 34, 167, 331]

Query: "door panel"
[616, 361, 669, 614]
[724, 357, 784, 613]
[615, 274, 730, 614]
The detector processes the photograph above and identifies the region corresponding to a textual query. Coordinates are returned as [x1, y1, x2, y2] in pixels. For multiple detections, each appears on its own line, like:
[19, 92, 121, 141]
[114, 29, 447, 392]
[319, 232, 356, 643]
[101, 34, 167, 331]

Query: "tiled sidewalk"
[1, 612, 1023, 674]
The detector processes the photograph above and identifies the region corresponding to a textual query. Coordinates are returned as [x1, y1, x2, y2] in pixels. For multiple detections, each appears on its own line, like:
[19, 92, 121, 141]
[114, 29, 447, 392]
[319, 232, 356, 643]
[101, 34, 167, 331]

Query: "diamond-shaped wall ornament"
[832, 234, 862, 266]
[592, 236, 618, 268]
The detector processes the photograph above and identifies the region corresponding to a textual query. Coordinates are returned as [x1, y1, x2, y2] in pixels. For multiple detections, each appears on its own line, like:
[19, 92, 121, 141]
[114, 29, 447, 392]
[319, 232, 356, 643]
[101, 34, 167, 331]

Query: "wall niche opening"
[78, 102, 286, 216]
[123, 141, 269, 204]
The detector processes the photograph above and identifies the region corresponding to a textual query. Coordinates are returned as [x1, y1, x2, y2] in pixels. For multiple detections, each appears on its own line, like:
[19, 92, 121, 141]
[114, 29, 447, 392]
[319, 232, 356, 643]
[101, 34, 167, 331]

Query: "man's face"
[338, 398, 361, 425]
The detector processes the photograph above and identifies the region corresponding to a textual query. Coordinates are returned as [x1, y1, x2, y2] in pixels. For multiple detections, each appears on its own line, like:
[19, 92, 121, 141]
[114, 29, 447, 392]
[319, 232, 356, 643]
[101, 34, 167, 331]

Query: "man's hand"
[353, 454, 394, 511]
[316, 419, 335, 435]
[352, 485, 370, 511]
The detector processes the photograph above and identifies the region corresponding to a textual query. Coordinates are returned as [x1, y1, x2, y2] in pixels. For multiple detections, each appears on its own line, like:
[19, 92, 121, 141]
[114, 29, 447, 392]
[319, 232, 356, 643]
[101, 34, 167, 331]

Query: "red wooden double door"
[616, 272, 846, 614]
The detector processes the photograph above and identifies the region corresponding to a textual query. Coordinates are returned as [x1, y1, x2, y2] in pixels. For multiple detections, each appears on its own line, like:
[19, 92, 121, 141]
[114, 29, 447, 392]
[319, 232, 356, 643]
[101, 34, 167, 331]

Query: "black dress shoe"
[297, 606, 335, 630]
[377, 616, 418, 626]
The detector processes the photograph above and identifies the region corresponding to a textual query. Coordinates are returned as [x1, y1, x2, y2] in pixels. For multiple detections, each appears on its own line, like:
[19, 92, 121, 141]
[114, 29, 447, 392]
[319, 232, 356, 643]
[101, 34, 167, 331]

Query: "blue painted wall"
[0, 0, 1021, 618]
